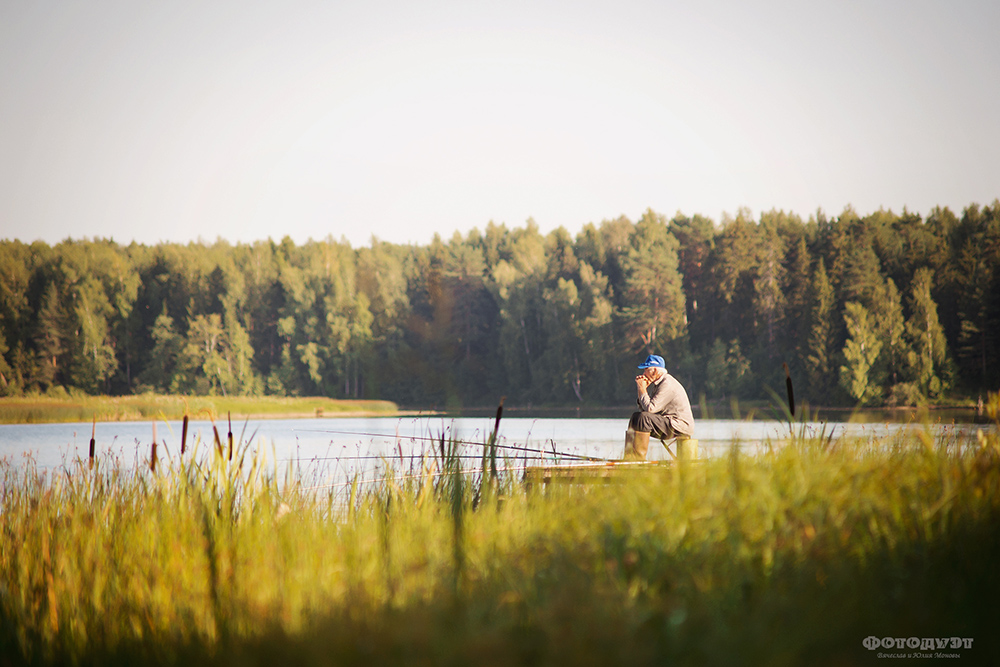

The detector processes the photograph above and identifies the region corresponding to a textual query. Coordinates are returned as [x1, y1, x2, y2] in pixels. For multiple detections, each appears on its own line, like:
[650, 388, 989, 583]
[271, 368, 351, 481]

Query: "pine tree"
[784, 235, 813, 379]
[805, 260, 837, 402]
[34, 282, 67, 389]
[620, 210, 687, 356]
[710, 209, 761, 349]
[669, 213, 716, 353]
[752, 223, 786, 363]
[952, 201, 1000, 390]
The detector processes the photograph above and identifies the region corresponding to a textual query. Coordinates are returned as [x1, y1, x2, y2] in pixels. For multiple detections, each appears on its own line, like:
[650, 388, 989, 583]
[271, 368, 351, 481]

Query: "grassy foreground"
[0, 394, 399, 424]
[2, 409, 999, 665]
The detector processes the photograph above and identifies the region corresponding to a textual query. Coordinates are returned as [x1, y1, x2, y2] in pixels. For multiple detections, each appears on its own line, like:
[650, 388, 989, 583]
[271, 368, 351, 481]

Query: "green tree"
[215, 253, 262, 396]
[669, 213, 716, 345]
[442, 231, 493, 398]
[237, 241, 284, 380]
[805, 260, 838, 403]
[574, 261, 616, 402]
[619, 210, 687, 356]
[781, 233, 813, 390]
[175, 313, 227, 394]
[0, 330, 14, 396]
[33, 282, 68, 390]
[906, 268, 953, 399]
[487, 220, 548, 402]
[139, 305, 183, 392]
[356, 239, 413, 399]
[401, 236, 459, 405]
[923, 206, 960, 341]
[538, 276, 584, 401]
[752, 213, 789, 372]
[68, 275, 118, 393]
[710, 208, 761, 349]
[952, 202, 1000, 389]
[704, 337, 752, 399]
[839, 302, 883, 406]
[869, 277, 909, 392]
[0, 241, 38, 392]
[573, 216, 633, 388]
[273, 238, 366, 397]
[870, 207, 938, 289]
[704, 338, 729, 399]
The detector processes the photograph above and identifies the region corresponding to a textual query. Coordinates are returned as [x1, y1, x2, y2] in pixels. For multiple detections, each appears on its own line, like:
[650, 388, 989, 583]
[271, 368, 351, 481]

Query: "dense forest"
[0, 201, 998, 408]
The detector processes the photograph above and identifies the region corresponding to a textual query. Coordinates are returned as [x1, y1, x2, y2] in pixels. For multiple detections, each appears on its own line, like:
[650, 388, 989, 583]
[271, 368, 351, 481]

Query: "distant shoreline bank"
[0, 395, 403, 425]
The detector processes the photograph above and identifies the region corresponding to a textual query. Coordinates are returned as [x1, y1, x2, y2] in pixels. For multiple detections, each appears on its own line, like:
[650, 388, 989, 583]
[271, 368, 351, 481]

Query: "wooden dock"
[523, 437, 700, 488]
[523, 459, 694, 488]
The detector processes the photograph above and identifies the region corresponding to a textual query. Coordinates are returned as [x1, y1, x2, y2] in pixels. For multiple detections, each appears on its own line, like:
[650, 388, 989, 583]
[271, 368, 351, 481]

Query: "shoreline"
[0, 395, 410, 425]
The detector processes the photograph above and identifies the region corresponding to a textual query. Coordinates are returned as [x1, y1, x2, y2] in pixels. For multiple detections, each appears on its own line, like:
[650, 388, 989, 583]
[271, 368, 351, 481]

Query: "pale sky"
[1, 0, 998, 247]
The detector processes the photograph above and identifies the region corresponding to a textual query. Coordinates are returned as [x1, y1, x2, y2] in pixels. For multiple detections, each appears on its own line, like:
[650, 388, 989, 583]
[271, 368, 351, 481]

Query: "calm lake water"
[0, 415, 987, 490]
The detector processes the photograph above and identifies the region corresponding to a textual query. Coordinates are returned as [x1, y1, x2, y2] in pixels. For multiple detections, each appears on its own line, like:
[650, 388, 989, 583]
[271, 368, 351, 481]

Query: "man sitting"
[624, 354, 695, 461]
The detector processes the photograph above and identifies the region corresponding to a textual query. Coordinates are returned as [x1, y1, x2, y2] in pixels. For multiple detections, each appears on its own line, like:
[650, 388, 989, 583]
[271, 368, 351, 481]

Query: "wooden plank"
[523, 460, 673, 488]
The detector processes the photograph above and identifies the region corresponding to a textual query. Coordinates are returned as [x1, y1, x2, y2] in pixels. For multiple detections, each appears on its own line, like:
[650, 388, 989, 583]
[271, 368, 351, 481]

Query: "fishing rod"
[299, 456, 640, 493]
[292, 428, 610, 462]
[283, 453, 566, 463]
[299, 461, 567, 492]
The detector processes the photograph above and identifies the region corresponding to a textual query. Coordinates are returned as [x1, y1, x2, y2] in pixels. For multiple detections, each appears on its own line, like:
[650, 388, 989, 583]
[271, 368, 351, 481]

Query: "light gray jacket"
[638, 372, 695, 436]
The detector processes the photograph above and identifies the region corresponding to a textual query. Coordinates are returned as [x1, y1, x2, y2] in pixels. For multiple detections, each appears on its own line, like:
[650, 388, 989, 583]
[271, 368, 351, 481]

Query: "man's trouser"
[624, 411, 688, 461]
[629, 411, 683, 440]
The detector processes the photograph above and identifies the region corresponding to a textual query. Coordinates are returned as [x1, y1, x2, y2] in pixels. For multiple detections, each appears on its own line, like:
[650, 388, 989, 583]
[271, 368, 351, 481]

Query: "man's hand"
[635, 375, 651, 393]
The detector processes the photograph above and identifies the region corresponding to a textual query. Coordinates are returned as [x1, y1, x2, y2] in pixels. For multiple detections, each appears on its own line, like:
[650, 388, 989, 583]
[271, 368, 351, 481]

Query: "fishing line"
[292, 428, 610, 462]
[284, 453, 564, 462]
[299, 460, 608, 492]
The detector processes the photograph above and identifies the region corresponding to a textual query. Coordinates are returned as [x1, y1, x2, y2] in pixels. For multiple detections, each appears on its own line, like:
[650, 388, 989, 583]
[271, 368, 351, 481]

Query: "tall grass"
[2, 400, 999, 665]
[0, 394, 399, 424]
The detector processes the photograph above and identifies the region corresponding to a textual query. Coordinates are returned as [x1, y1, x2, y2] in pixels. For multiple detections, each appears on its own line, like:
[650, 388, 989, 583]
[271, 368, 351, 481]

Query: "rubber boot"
[632, 431, 650, 461]
[622, 429, 636, 460]
[623, 430, 650, 461]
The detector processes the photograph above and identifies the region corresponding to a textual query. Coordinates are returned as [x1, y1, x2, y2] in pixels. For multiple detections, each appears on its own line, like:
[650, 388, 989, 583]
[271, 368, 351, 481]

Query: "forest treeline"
[0, 202, 998, 408]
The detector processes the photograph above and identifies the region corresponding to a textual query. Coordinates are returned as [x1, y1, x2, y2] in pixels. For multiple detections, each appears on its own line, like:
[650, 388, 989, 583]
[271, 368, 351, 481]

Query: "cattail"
[151, 420, 158, 473]
[89, 417, 96, 469]
[783, 362, 796, 418]
[227, 411, 233, 461]
[490, 396, 505, 482]
[181, 414, 189, 455]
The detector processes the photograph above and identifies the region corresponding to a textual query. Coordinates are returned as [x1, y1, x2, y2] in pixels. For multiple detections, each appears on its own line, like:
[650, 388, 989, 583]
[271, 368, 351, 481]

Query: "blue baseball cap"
[637, 354, 666, 370]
